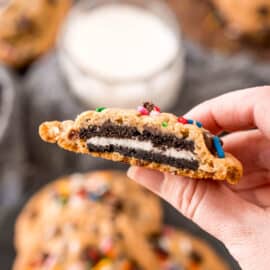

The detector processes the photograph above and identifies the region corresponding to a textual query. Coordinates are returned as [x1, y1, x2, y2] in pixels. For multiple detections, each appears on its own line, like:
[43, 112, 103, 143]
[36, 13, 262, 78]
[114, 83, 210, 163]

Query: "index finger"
[184, 87, 270, 139]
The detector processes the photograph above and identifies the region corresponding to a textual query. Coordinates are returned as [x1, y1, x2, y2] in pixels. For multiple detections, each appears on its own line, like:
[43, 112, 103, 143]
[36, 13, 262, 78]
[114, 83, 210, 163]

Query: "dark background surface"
[1, 40, 270, 269]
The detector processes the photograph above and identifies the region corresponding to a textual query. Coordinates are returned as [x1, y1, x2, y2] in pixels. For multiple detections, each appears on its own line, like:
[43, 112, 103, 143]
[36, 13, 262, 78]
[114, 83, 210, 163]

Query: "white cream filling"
[86, 137, 196, 161]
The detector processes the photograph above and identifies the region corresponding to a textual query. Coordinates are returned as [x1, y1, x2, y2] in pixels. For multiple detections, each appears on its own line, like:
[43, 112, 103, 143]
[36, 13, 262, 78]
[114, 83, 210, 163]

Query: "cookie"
[211, 0, 270, 35]
[39, 103, 243, 184]
[15, 171, 162, 253]
[0, 0, 71, 67]
[167, 0, 270, 56]
[13, 225, 229, 270]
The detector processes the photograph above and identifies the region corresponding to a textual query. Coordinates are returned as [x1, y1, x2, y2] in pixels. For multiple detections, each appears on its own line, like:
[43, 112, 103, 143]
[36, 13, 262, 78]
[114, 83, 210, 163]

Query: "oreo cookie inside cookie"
[79, 121, 199, 171]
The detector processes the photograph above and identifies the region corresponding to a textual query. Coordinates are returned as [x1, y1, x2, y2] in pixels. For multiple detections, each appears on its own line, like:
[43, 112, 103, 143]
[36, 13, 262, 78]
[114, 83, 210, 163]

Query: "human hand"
[128, 87, 270, 270]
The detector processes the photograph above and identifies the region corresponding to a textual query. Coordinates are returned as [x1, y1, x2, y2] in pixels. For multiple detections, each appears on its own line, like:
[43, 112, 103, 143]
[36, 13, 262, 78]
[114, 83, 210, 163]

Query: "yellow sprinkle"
[57, 182, 70, 197]
[93, 258, 112, 270]
[52, 265, 62, 270]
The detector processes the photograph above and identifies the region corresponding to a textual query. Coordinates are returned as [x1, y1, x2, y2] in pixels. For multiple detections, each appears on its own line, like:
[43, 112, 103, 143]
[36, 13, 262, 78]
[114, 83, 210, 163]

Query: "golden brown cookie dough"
[166, 0, 270, 57]
[39, 104, 243, 184]
[211, 0, 270, 34]
[15, 171, 162, 254]
[13, 225, 230, 270]
[0, 0, 71, 67]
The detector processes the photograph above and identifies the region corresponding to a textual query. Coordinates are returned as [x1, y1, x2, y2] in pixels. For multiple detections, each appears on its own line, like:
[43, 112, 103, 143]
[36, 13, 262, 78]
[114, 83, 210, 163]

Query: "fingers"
[222, 129, 270, 175]
[127, 167, 263, 245]
[237, 184, 270, 208]
[185, 87, 270, 139]
[127, 167, 164, 195]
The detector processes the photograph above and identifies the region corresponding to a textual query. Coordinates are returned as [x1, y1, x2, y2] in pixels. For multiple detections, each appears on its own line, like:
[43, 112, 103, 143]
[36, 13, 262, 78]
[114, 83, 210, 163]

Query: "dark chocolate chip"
[203, 132, 216, 155]
[143, 101, 155, 112]
[16, 16, 37, 34]
[41, 253, 50, 263]
[189, 250, 203, 264]
[68, 129, 79, 140]
[111, 199, 124, 213]
[257, 5, 270, 17]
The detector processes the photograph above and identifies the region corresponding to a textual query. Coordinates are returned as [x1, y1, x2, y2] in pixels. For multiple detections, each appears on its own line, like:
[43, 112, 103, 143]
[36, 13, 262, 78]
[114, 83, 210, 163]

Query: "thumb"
[127, 167, 261, 244]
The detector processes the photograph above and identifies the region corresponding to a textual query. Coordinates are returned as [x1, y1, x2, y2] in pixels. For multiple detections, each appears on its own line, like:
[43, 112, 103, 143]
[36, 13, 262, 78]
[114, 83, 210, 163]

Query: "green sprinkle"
[96, 107, 106, 112]
[162, 121, 168, 128]
[59, 196, 68, 206]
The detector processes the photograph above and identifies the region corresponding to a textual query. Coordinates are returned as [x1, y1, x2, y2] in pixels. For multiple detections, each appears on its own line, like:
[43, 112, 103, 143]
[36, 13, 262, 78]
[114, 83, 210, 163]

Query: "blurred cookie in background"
[167, 0, 270, 58]
[13, 170, 230, 270]
[14, 171, 162, 253]
[211, 0, 270, 39]
[13, 224, 229, 270]
[0, 0, 71, 68]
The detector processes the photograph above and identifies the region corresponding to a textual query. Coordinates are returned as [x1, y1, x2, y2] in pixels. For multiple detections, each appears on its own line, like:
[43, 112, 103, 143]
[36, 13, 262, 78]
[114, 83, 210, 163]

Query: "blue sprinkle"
[89, 192, 100, 201]
[166, 263, 182, 270]
[213, 136, 225, 158]
[187, 119, 193, 124]
[196, 121, 203, 128]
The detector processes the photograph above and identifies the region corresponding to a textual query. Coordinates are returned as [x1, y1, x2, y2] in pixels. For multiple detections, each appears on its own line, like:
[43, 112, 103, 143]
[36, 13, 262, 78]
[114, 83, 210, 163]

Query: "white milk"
[59, 1, 184, 109]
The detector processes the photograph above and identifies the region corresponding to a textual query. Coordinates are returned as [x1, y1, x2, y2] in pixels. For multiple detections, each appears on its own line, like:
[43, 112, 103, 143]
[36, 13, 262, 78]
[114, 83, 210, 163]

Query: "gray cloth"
[0, 68, 25, 207]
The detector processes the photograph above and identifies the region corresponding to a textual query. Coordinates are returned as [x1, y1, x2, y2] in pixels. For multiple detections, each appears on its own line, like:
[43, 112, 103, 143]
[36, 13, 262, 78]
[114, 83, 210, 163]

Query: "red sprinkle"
[77, 188, 87, 198]
[153, 105, 161, 112]
[88, 249, 99, 261]
[178, 116, 188, 124]
[137, 106, 149, 116]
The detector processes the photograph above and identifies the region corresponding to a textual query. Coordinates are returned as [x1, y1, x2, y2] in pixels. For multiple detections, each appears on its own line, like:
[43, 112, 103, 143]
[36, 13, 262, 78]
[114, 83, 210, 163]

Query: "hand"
[128, 87, 270, 270]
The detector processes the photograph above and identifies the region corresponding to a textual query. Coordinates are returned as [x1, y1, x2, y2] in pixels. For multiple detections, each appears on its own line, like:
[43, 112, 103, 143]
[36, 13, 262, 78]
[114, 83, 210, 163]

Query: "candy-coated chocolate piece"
[96, 107, 107, 112]
[177, 116, 188, 124]
[213, 136, 225, 158]
[137, 106, 149, 116]
[162, 121, 168, 127]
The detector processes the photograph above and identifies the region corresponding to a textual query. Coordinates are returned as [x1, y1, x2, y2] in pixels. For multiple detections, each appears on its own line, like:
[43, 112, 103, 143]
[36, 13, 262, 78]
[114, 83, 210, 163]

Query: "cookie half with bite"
[39, 103, 243, 184]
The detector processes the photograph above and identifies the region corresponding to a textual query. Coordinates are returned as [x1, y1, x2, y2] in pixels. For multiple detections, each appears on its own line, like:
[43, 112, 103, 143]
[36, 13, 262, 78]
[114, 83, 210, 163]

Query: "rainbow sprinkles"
[136, 102, 224, 159]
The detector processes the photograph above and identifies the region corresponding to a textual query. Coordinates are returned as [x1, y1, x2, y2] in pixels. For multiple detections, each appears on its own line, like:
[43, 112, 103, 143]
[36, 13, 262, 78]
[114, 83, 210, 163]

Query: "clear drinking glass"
[57, 0, 184, 110]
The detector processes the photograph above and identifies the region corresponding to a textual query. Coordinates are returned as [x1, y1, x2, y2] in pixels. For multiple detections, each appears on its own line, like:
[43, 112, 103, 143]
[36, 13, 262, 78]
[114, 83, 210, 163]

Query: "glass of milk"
[58, 0, 184, 109]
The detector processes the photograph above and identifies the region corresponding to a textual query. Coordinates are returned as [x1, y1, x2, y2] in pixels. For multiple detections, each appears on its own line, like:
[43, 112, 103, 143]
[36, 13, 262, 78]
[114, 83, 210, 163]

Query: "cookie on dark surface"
[39, 103, 243, 184]
[14, 171, 230, 270]
[167, 0, 270, 57]
[15, 171, 162, 253]
[14, 225, 229, 270]
[211, 0, 270, 35]
[0, 0, 71, 67]
[15, 171, 162, 252]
